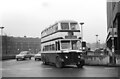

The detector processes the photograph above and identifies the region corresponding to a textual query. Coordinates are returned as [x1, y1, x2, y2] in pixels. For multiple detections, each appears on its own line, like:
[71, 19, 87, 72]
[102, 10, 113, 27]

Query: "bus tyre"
[77, 60, 84, 68]
[43, 61, 47, 65]
[42, 58, 48, 65]
[76, 64, 83, 68]
[55, 57, 63, 68]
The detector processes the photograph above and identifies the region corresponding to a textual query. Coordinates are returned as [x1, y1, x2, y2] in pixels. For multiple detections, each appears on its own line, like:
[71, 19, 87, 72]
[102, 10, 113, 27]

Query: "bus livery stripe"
[41, 37, 63, 44]
[41, 30, 80, 39]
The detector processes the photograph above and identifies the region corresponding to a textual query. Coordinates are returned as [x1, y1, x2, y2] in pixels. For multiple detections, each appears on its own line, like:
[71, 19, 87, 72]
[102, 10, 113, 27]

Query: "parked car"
[16, 51, 33, 61]
[34, 52, 41, 61]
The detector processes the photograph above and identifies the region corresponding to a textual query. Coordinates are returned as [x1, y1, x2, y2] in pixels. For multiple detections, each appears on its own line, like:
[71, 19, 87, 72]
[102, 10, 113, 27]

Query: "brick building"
[1, 35, 41, 60]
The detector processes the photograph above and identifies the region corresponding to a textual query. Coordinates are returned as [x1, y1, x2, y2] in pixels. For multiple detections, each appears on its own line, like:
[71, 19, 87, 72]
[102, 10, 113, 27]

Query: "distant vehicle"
[34, 52, 41, 61]
[16, 51, 33, 61]
[40, 20, 85, 68]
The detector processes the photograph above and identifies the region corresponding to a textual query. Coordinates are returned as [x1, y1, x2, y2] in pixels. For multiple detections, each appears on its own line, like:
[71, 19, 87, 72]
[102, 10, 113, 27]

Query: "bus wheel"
[76, 60, 84, 68]
[76, 64, 83, 68]
[43, 60, 47, 65]
[55, 57, 63, 68]
[42, 59, 48, 65]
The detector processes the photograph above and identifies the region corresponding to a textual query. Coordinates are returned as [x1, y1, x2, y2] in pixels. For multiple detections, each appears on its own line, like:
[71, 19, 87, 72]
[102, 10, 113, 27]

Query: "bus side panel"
[41, 52, 83, 65]
[41, 52, 60, 64]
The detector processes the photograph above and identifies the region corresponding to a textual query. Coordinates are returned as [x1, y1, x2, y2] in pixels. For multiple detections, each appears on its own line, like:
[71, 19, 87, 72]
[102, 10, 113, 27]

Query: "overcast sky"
[0, 0, 107, 43]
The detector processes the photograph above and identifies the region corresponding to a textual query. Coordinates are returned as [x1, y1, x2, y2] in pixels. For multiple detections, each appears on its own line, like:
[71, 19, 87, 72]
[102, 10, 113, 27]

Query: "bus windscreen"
[61, 40, 71, 50]
[61, 40, 80, 50]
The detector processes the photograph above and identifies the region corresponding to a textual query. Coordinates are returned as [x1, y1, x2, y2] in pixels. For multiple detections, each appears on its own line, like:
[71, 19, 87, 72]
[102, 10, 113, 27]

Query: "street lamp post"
[95, 34, 98, 48]
[0, 27, 4, 60]
[80, 22, 84, 51]
[0, 27, 4, 36]
[17, 49, 19, 54]
[98, 40, 100, 48]
[111, 24, 115, 64]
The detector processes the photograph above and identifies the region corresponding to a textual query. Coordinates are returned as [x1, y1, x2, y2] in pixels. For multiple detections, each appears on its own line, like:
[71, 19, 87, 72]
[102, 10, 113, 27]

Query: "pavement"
[85, 63, 120, 67]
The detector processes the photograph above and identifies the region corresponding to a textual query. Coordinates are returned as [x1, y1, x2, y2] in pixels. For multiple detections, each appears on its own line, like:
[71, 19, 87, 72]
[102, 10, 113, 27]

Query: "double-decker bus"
[41, 20, 85, 68]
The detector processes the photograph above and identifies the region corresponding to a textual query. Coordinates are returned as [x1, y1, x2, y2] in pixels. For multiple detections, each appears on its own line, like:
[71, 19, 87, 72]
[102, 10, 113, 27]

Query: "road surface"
[1, 58, 119, 77]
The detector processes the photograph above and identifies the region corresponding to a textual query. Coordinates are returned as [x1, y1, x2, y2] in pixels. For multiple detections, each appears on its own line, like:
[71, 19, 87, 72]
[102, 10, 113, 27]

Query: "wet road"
[1, 58, 119, 77]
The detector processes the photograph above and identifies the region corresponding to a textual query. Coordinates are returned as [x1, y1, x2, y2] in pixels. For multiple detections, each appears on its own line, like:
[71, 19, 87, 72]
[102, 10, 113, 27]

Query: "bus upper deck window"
[61, 23, 69, 30]
[70, 23, 78, 30]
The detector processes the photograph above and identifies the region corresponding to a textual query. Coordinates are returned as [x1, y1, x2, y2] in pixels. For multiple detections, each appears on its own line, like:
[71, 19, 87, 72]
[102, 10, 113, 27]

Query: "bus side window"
[54, 44, 56, 51]
[43, 47, 45, 51]
[45, 46, 47, 51]
[55, 42, 60, 50]
[58, 42, 60, 50]
[55, 42, 58, 51]
[49, 45, 51, 51]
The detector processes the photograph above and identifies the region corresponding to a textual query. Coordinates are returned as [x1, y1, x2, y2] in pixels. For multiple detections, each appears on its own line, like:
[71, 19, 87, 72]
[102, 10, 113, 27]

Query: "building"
[1, 35, 41, 60]
[106, 1, 120, 55]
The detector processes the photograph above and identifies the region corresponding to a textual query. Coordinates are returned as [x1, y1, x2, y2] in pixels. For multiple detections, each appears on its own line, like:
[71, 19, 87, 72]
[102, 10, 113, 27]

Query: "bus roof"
[58, 39, 80, 41]
[41, 20, 78, 34]
[57, 20, 78, 23]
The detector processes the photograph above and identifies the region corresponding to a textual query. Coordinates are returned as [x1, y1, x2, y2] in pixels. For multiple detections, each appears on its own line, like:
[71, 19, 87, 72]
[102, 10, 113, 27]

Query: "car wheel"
[29, 57, 31, 60]
[39, 58, 41, 61]
[16, 58, 19, 61]
[23, 58, 25, 60]
[35, 58, 37, 61]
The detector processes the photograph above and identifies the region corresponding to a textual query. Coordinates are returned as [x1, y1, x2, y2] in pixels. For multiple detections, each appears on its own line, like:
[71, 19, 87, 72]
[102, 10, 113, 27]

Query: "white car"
[16, 51, 32, 61]
[34, 52, 41, 61]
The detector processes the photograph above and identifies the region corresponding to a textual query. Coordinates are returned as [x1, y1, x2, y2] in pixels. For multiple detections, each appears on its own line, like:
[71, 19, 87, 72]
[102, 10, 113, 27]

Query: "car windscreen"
[20, 51, 28, 54]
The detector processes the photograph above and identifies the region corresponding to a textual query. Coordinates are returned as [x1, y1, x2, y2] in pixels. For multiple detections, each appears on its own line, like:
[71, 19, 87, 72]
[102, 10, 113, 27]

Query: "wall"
[1, 36, 41, 60]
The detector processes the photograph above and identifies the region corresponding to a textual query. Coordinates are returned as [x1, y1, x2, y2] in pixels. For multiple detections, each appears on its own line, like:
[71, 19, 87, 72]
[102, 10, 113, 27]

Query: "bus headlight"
[78, 56, 81, 58]
[65, 56, 68, 59]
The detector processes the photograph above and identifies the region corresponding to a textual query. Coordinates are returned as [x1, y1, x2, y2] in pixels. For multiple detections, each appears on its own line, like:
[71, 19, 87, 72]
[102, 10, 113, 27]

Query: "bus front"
[57, 39, 85, 68]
